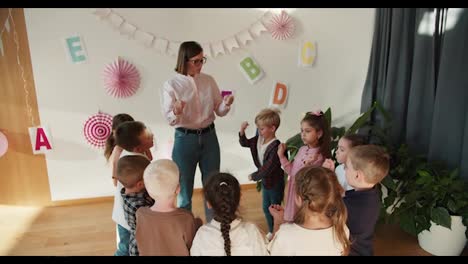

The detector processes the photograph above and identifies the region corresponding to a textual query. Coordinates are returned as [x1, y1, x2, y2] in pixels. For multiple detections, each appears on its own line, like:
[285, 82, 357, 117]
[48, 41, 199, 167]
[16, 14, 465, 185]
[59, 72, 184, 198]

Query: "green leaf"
[289, 148, 299, 161]
[431, 207, 451, 229]
[405, 192, 419, 204]
[449, 168, 459, 180]
[256, 181, 262, 192]
[347, 104, 376, 134]
[286, 133, 302, 147]
[417, 169, 432, 179]
[324, 107, 331, 127]
[399, 210, 418, 236]
[415, 215, 431, 232]
[447, 199, 457, 214]
[463, 215, 468, 227]
[381, 176, 397, 191]
[383, 195, 396, 208]
[331, 126, 345, 139]
[374, 101, 392, 123]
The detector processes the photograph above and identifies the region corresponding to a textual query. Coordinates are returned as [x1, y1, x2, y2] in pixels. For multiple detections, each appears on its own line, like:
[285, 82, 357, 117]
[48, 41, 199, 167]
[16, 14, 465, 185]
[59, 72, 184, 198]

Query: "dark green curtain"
[361, 8, 468, 179]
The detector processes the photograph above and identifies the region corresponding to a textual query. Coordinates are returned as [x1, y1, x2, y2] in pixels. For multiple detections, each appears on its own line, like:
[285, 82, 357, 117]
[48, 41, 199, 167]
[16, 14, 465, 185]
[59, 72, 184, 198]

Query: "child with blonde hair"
[190, 172, 268, 256]
[268, 166, 350, 256]
[277, 110, 331, 222]
[136, 159, 201, 256]
[343, 144, 389, 256]
[239, 108, 285, 240]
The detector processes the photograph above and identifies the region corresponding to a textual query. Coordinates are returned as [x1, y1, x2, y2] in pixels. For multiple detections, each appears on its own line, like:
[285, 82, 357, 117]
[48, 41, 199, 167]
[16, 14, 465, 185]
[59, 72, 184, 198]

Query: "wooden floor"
[1, 187, 467, 256]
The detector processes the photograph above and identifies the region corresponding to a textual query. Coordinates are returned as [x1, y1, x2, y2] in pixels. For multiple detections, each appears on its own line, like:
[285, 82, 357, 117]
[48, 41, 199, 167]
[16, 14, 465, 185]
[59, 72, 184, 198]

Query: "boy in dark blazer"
[239, 108, 285, 240]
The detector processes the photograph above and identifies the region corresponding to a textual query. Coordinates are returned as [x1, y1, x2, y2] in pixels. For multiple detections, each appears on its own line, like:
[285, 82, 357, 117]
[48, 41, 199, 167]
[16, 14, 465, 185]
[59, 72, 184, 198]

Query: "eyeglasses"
[187, 57, 207, 65]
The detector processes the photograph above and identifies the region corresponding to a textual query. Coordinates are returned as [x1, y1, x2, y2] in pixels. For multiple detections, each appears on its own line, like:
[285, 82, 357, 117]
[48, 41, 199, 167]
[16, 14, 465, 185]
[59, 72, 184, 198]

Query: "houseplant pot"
[417, 215, 467, 256]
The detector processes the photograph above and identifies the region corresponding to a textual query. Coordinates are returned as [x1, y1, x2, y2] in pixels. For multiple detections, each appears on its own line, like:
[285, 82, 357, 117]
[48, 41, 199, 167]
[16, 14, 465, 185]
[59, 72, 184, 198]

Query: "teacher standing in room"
[160, 41, 234, 221]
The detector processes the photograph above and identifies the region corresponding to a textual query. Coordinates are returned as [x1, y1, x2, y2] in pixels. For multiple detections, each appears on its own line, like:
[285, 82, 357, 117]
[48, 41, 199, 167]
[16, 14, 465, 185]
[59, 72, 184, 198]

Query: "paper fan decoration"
[0, 131, 8, 158]
[103, 57, 141, 98]
[83, 111, 113, 148]
[267, 11, 295, 40]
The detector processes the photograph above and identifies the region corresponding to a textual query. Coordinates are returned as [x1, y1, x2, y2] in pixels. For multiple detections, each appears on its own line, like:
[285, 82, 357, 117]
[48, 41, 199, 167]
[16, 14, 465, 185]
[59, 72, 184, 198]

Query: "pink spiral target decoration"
[267, 11, 295, 40]
[83, 111, 113, 148]
[103, 57, 140, 98]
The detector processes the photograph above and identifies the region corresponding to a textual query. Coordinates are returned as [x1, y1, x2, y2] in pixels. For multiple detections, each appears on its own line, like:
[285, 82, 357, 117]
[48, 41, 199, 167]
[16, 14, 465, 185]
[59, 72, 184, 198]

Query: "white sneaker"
[266, 232, 273, 241]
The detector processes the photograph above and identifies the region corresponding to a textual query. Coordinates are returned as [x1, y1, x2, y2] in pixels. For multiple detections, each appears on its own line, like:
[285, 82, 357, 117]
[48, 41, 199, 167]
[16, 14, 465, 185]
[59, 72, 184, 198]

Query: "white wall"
[24, 8, 375, 201]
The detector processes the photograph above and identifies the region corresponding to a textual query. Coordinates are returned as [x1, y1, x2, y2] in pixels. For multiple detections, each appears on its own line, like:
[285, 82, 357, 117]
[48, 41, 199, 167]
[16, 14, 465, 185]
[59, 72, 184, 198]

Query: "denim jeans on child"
[114, 224, 130, 256]
[172, 126, 220, 222]
[262, 180, 285, 233]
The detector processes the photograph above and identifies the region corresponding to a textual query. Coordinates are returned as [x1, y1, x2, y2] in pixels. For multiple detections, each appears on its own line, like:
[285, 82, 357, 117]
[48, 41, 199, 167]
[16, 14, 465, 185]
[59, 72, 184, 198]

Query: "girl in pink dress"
[277, 110, 331, 222]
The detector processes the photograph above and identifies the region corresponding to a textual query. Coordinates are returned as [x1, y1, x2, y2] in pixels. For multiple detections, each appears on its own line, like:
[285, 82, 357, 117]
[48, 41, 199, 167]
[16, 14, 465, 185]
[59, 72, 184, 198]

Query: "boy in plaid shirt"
[239, 108, 285, 241]
[116, 155, 155, 256]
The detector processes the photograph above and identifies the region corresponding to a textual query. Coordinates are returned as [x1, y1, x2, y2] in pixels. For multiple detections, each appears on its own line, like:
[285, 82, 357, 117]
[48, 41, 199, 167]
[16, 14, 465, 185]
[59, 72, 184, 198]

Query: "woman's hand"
[173, 100, 186, 115]
[224, 94, 234, 106]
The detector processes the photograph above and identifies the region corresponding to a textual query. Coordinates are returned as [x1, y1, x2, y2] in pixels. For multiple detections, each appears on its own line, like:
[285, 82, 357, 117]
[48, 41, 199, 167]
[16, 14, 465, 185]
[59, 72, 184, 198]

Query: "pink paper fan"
[103, 57, 140, 98]
[267, 11, 295, 40]
[83, 111, 113, 148]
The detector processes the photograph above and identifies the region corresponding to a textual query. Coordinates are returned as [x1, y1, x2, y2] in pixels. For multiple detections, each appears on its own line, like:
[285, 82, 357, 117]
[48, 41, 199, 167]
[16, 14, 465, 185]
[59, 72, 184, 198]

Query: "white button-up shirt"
[161, 72, 230, 129]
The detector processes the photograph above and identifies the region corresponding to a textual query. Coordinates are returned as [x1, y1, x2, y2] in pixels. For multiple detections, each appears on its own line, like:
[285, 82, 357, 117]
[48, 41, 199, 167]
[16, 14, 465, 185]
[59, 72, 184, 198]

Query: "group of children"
[238, 108, 389, 256]
[105, 109, 390, 256]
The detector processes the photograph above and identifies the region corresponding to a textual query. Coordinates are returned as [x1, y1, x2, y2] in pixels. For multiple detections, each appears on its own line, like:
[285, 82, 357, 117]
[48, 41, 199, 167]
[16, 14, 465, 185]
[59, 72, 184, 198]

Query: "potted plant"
[381, 157, 468, 255]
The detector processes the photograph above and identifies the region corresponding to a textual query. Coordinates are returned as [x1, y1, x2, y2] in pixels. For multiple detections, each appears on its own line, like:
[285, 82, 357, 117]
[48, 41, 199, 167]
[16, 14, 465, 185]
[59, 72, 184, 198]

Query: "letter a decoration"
[28, 126, 53, 154]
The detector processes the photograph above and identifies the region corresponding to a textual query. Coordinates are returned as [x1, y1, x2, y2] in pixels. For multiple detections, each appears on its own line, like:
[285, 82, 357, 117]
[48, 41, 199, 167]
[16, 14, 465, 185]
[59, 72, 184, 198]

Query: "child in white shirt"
[190, 172, 268, 256]
[323, 134, 366, 191]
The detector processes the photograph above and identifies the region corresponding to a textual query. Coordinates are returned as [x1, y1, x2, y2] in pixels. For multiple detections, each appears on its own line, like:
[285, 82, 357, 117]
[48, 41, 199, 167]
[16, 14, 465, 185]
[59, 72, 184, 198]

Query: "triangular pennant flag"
[262, 10, 274, 22]
[0, 37, 4, 57]
[250, 21, 267, 37]
[120, 22, 137, 38]
[223, 37, 239, 53]
[167, 41, 181, 57]
[108, 13, 124, 31]
[4, 19, 10, 33]
[211, 41, 225, 57]
[202, 43, 212, 58]
[92, 8, 111, 19]
[236, 30, 253, 46]
[134, 30, 155, 48]
[154, 38, 168, 54]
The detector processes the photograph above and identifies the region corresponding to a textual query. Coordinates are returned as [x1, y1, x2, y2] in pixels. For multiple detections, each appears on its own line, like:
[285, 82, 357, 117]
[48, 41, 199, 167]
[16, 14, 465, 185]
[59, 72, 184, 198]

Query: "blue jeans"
[262, 181, 285, 233]
[114, 224, 130, 256]
[172, 127, 220, 222]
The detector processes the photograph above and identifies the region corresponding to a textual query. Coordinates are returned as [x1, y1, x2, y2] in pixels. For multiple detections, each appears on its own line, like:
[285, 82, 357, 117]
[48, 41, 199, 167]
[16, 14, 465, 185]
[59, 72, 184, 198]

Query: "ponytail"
[203, 173, 241, 256]
[219, 184, 233, 256]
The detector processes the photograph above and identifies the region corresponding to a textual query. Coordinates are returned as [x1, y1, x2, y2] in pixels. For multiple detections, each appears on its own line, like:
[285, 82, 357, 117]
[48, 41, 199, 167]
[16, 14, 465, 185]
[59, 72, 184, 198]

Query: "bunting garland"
[92, 9, 272, 58]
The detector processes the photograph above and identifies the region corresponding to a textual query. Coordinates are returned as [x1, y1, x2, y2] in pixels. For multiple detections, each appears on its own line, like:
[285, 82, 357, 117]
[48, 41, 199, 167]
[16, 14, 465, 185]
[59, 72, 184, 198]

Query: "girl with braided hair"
[190, 173, 268, 256]
[268, 166, 351, 256]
